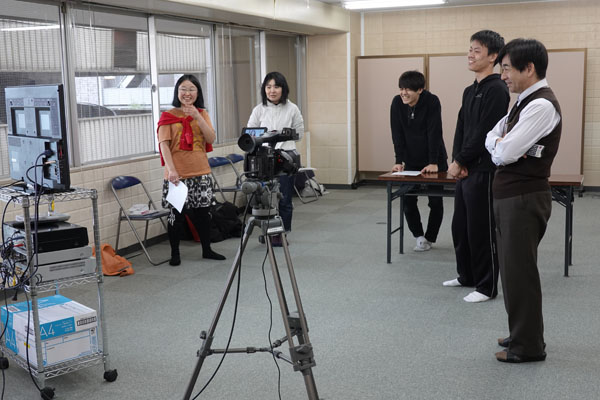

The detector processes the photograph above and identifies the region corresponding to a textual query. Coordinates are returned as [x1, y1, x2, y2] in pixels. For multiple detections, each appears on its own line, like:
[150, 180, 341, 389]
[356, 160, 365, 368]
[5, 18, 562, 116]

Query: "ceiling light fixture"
[343, 0, 447, 10]
[1, 24, 60, 32]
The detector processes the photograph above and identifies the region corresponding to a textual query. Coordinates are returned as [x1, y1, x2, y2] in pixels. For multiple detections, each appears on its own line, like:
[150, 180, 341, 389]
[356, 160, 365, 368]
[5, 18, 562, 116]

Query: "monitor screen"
[242, 127, 268, 137]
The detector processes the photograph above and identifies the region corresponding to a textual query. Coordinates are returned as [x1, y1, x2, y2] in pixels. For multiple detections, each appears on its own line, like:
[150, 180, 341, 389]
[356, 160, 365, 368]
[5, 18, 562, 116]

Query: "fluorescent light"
[1, 24, 60, 32]
[343, 0, 447, 10]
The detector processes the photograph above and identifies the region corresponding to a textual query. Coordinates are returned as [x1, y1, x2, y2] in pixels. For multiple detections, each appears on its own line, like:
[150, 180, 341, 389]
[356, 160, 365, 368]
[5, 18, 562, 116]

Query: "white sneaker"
[414, 236, 432, 252]
[463, 291, 491, 303]
[443, 278, 461, 287]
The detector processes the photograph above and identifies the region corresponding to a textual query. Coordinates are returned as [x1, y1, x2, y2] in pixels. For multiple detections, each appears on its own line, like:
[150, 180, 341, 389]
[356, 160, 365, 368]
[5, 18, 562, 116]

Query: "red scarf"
[157, 109, 213, 166]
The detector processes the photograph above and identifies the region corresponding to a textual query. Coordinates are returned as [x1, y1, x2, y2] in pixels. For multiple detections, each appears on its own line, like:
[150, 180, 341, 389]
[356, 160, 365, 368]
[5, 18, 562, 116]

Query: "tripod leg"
[183, 217, 256, 400]
[280, 235, 313, 345]
[266, 233, 320, 400]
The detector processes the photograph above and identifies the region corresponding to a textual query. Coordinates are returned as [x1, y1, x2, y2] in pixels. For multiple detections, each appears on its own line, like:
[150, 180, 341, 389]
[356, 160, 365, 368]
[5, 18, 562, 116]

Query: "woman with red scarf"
[158, 74, 225, 266]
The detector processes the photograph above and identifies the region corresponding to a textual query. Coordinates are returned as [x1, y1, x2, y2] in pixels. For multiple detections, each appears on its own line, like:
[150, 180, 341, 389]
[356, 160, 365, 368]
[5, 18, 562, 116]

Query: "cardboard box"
[0, 295, 98, 368]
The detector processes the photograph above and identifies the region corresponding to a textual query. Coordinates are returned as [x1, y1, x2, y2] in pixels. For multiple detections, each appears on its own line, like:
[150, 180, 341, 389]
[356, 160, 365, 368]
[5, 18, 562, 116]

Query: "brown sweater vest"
[493, 87, 562, 199]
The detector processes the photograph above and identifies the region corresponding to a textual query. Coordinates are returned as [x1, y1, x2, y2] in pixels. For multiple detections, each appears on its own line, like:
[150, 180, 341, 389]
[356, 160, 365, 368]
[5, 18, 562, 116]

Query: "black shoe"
[169, 255, 181, 266]
[203, 250, 226, 260]
[495, 349, 546, 363]
[498, 337, 546, 350]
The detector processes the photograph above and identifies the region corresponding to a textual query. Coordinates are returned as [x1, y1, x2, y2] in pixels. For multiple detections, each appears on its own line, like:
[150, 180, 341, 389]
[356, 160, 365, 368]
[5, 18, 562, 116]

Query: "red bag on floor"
[93, 244, 135, 277]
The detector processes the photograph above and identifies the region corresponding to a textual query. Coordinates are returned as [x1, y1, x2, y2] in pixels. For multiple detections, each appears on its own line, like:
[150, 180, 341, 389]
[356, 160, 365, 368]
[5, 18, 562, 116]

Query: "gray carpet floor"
[3, 185, 600, 400]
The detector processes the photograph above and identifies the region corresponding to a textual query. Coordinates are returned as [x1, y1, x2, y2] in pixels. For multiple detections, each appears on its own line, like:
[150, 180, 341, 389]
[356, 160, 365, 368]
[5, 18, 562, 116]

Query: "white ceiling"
[316, 0, 564, 10]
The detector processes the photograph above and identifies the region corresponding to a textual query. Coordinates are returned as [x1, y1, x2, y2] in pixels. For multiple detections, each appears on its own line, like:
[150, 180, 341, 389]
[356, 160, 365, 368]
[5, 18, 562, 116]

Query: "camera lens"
[238, 134, 256, 152]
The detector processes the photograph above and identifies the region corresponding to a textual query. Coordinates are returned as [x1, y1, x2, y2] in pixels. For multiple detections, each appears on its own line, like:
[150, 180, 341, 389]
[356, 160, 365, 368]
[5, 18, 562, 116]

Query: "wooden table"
[378, 172, 584, 276]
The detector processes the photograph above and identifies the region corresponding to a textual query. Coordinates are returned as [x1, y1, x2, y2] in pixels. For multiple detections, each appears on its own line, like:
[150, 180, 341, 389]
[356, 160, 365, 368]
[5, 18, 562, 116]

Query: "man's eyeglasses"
[178, 87, 198, 93]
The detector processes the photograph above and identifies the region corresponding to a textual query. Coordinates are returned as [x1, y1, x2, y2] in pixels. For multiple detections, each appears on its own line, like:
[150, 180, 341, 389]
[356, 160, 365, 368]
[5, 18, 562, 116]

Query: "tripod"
[183, 182, 319, 400]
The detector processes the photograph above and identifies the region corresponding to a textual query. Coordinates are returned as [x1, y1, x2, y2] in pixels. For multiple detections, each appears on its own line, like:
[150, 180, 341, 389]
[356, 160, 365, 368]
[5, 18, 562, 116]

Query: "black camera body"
[238, 128, 301, 181]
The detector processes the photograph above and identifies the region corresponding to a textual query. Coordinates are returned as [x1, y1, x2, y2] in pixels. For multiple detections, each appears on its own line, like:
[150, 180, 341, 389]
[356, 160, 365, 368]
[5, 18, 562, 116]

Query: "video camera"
[238, 127, 301, 181]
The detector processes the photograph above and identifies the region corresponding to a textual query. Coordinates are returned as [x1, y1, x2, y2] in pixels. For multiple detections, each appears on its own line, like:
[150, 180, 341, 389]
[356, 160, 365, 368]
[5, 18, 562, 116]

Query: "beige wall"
[307, 33, 349, 184]
[350, 13, 361, 180]
[306, 12, 360, 185]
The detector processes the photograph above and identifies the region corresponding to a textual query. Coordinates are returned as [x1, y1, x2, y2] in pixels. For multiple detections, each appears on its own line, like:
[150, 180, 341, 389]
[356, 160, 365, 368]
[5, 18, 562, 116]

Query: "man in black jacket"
[390, 70, 448, 252]
[444, 30, 509, 302]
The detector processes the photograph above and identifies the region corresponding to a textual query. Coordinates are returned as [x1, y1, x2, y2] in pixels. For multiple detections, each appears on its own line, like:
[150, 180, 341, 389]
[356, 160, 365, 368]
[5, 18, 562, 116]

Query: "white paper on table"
[391, 170, 421, 176]
[166, 181, 188, 213]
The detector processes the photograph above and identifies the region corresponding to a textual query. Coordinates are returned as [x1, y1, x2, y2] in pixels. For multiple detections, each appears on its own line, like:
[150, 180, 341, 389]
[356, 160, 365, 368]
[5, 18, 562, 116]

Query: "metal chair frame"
[294, 167, 320, 204]
[209, 153, 245, 204]
[110, 176, 170, 265]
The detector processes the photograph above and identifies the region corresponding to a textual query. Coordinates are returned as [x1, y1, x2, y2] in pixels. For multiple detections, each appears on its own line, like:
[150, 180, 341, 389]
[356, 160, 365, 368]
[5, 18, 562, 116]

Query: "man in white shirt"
[485, 38, 562, 363]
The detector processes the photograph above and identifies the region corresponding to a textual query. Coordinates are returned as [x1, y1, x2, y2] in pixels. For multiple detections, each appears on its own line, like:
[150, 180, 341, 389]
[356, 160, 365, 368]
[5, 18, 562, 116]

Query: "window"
[265, 33, 300, 104]
[0, 0, 63, 179]
[154, 18, 213, 126]
[214, 26, 261, 144]
[68, 5, 153, 164]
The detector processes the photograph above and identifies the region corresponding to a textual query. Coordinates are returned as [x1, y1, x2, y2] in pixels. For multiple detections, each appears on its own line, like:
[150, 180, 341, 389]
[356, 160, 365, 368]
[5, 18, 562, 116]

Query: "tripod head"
[241, 179, 281, 218]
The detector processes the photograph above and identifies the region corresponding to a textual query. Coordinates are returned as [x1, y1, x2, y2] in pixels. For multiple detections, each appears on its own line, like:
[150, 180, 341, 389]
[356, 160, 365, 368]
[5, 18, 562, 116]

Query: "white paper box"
[1, 295, 98, 368]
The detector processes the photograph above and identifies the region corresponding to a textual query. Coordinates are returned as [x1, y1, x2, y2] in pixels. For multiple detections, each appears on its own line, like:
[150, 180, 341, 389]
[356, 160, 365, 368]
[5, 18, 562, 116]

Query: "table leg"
[564, 185, 574, 276]
[387, 182, 392, 264]
[399, 192, 404, 255]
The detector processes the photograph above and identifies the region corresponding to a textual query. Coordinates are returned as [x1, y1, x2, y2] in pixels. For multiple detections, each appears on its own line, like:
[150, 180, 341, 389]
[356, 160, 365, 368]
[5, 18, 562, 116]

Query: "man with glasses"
[486, 38, 561, 363]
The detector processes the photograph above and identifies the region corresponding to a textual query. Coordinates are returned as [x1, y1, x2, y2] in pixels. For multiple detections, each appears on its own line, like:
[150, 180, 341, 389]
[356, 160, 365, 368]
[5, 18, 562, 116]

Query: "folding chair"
[110, 176, 170, 265]
[294, 167, 320, 204]
[208, 153, 245, 204]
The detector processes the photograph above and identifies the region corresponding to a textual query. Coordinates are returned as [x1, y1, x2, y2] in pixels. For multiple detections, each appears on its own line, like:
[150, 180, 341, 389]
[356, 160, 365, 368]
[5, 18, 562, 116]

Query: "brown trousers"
[493, 190, 551, 357]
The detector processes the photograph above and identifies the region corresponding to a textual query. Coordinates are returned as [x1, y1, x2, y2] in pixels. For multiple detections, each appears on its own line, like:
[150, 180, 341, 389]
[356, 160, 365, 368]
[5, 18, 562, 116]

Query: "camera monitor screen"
[241, 127, 268, 137]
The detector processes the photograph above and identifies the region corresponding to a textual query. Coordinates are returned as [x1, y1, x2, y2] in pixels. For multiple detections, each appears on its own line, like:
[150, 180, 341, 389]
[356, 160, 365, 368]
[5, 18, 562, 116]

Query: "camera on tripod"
[238, 127, 301, 181]
[184, 127, 320, 400]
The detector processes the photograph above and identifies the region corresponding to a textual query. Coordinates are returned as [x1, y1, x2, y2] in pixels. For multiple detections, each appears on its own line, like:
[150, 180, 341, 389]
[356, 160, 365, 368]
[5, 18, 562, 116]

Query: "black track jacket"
[452, 73, 509, 173]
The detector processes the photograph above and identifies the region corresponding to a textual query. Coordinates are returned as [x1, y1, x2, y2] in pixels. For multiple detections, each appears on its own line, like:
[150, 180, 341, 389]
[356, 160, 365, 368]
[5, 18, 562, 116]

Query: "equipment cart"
[0, 187, 117, 399]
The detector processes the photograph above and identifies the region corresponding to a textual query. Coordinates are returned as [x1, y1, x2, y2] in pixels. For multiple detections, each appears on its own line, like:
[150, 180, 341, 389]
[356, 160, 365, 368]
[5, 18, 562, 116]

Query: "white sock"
[463, 291, 491, 303]
[443, 278, 461, 287]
